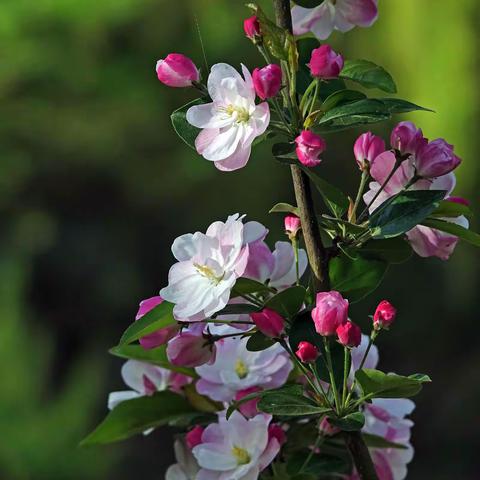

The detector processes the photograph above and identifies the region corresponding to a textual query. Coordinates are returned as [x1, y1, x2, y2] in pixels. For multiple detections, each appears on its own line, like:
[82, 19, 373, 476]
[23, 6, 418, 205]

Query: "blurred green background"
[0, 0, 478, 478]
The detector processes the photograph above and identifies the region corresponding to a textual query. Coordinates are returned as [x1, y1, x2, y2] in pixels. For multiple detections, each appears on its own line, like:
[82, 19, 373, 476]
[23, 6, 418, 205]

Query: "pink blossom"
[252, 64, 282, 100]
[136, 296, 180, 349]
[244, 15, 261, 39]
[186, 426, 205, 450]
[312, 290, 349, 336]
[292, 0, 378, 40]
[309, 45, 344, 79]
[353, 132, 386, 170]
[250, 308, 285, 338]
[235, 386, 261, 419]
[447, 196, 469, 206]
[156, 53, 199, 88]
[415, 138, 461, 178]
[295, 341, 319, 363]
[268, 424, 287, 445]
[373, 300, 397, 330]
[295, 130, 327, 167]
[284, 214, 302, 238]
[390, 121, 425, 156]
[336, 320, 362, 347]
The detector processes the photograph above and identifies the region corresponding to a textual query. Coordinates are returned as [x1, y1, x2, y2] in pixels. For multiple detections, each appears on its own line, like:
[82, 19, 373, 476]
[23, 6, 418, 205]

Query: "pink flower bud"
[309, 45, 344, 79]
[312, 291, 349, 336]
[447, 196, 469, 206]
[295, 341, 319, 363]
[415, 138, 461, 178]
[353, 132, 386, 170]
[244, 15, 261, 39]
[390, 121, 425, 155]
[319, 417, 340, 436]
[336, 321, 362, 348]
[186, 425, 204, 449]
[373, 300, 397, 330]
[250, 308, 285, 338]
[268, 424, 287, 445]
[166, 330, 214, 367]
[295, 130, 326, 167]
[252, 64, 282, 100]
[136, 296, 180, 350]
[235, 386, 261, 418]
[284, 214, 301, 237]
[156, 53, 199, 88]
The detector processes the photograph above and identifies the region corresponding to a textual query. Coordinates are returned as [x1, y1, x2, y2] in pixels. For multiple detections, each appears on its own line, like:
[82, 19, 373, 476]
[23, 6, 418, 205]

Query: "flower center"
[194, 263, 224, 285]
[231, 446, 251, 465]
[225, 104, 250, 123]
[235, 359, 249, 379]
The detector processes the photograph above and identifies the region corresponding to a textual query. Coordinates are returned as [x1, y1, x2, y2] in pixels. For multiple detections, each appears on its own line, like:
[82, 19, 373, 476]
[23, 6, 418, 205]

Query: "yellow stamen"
[193, 263, 224, 285]
[225, 104, 250, 123]
[232, 446, 251, 465]
[235, 359, 249, 379]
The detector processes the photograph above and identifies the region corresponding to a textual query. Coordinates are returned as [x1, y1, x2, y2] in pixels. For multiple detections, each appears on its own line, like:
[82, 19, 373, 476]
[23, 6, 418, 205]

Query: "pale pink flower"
[192, 411, 281, 480]
[390, 121, 425, 156]
[156, 53, 199, 88]
[292, 0, 378, 40]
[284, 214, 301, 237]
[312, 290, 349, 336]
[353, 132, 386, 170]
[160, 214, 267, 320]
[415, 138, 461, 178]
[309, 45, 344, 79]
[186, 64, 270, 171]
[166, 439, 200, 480]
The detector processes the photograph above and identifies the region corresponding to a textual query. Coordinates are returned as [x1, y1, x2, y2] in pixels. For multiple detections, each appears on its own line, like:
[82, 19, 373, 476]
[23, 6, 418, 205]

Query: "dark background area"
[0, 0, 478, 478]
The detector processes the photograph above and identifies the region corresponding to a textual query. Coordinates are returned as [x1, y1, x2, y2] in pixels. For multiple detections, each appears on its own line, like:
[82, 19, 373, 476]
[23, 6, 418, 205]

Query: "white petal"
[187, 102, 233, 129]
[107, 390, 140, 410]
[202, 125, 244, 161]
[215, 144, 252, 171]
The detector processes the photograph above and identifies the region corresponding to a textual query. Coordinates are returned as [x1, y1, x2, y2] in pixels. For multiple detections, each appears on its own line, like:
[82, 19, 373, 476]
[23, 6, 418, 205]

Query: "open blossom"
[166, 439, 200, 480]
[156, 53, 199, 88]
[243, 240, 308, 290]
[160, 214, 267, 320]
[354, 132, 386, 170]
[364, 150, 468, 260]
[136, 296, 180, 349]
[192, 411, 281, 480]
[309, 45, 344, 79]
[107, 360, 190, 410]
[312, 290, 349, 336]
[292, 0, 379, 40]
[186, 63, 270, 171]
[295, 130, 327, 167]
[195, 333, 292, 402]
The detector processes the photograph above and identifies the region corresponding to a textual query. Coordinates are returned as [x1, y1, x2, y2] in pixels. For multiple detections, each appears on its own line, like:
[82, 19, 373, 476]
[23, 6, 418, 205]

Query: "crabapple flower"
[309, 45, 344, 79]
[295, 130, 327, 167]
[160, 214, 267, 320]
[415, 138, 461, 178]
[373, 300, 397, 330]
[136, 296, 179, 350]
[166, 439, 200, 480]
[295, 341, 319, 363]
[192, 411, 281, 480]
[336, 320, 362, 348]
[354, 132, 386, 170]
[250, 308, 285, 338]
[186, 63, 270, 171]
[195, 334, 292, 402]
[292, 0, 378, 40]
[390, 121, 425, 156]
[235, 386, 261, 418]
[186, 426, 205, 450]
[284, 214, 301, 238]
[243, 240, 308, 290]
[312, 290, 349, 336]
[252, 64, 282, 100]
[244, 15, 261, 40]
[156, 53, 199, 88]
[107, 360, 190, 410]
[167, 323, 215, 368]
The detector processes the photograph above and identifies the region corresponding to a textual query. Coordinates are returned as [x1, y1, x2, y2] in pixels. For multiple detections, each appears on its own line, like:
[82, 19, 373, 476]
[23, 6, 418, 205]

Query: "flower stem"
[351, 170, 370, 223]
[341, 346, 350, 411]
[323, 337, 341, 413]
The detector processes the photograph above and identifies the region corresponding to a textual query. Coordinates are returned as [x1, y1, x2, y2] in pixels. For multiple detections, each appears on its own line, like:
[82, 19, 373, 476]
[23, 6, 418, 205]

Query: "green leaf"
[321, 89, 367, 112]
[421, 218, 480, 247]
[80, 392, 195, 446]
[330, 412, 365, 431]
[359, 237, 413, 264]
[170, 98, 204, 149]
[246, 331, 276, 351]
[265, 286, 306, 319]
[362, 432, 408, 450]
[380, 98, 433, 114]
[300, 167, 349, 218]
[317, 99, 390, 127]
[355, 368, 431, 399]
[232, 277, 274, 296]
[258, 390, 330, 416]
[330, 254, 388, 302]
[119, 301, 175, 346]
[432, 200, 473, 218]
[269, 202, 300, 216]
[369, 190, 446, 239]
[109, 344, 196, 377]
[341, 59, 397, 93]
[287, 452, 351, 476]
[213, 303, 260, 317]
[272, 142, 297, 165]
